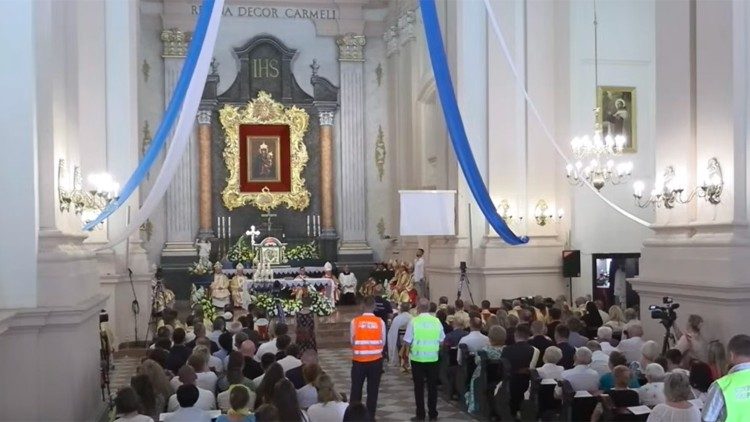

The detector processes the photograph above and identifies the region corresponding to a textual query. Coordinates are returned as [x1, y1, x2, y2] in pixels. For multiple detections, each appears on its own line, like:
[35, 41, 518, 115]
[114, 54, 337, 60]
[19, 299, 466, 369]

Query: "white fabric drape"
[101, 0, 225, 249]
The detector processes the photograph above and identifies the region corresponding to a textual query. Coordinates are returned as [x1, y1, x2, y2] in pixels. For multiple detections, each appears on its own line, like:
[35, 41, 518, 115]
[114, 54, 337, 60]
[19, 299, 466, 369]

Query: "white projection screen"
[399, 190, 456, 236]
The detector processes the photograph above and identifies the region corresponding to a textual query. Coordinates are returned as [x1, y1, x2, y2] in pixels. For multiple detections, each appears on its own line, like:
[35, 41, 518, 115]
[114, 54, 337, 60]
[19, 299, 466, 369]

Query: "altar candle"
[228, 216, 232, 240]
[217, 217, 220, 237]
[307, 215, 310, 237]
[316, 215, 321, 235]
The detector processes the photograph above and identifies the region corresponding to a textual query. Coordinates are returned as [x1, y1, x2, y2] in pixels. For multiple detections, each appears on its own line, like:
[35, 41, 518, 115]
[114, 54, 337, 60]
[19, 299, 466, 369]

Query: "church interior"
[2, 0, 750, 420]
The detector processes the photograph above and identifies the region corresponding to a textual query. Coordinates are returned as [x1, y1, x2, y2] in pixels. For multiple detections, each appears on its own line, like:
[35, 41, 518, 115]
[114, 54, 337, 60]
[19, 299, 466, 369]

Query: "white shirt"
[617, 336, 646, 363]
[254, 338, 278, 362]
[207, 355, 223, 373]
[598, 309, 610, 323]
[170, 372, 218, 394]
[115, 414, 153, 422]
[167, 387, 216, 411]
[306, 401, 349, 422]
[297, 383, 318, 409]
[638, 382, 666, 407]
[590, 351, 611, 377]
[387, 312, 413, 365]
[646, 403, 701, 422]
[561, 365, 600, 392]
[162, 407, 212, 422]
[413, 257, 425, 282]
[600, 340, 617, 354]
[457, 331, 490, 364]
[537, 363, 564, 380]
[277, 355, 303, 373]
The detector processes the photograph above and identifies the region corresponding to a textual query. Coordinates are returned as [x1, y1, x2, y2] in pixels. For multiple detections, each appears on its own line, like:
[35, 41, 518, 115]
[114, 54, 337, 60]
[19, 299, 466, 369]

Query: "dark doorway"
[591, 253, 641, 311]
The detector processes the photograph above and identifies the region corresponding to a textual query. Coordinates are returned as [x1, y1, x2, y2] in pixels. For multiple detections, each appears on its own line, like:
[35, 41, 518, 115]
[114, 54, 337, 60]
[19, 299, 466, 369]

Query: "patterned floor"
[318, 348, 477, 422]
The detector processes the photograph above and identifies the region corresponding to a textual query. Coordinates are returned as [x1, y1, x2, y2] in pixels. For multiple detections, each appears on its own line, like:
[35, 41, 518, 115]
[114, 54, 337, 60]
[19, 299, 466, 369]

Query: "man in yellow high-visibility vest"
[703, 334, 750, 421]
[402, 298, 445, 421]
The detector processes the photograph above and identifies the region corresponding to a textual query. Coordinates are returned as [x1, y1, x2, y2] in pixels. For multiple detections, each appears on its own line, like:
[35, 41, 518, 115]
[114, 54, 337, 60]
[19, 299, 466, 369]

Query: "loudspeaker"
[562, 250, 581, 278]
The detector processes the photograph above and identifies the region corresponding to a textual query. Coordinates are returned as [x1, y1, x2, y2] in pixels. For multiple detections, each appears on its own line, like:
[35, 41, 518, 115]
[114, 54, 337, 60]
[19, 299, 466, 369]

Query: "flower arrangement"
[285, 241, 320, 261]
[188, 260, 211, 276]
[250, 293, 277, 316]
[228, 237, 255, 264]
[189, 284, 216, 322]
[308, 287, 335, 316]
[282, 299, 303, 316]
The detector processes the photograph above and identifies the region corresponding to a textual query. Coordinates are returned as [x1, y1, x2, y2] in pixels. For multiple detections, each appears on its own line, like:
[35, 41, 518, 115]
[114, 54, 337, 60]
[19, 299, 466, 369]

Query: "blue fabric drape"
[83, 0, 216, 231]
[419, 0, 528, 245]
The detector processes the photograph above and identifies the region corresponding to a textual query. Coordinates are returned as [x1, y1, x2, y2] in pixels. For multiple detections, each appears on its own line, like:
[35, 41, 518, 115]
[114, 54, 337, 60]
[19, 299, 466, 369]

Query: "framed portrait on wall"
[238, 124, 292, 193]
[597, 86, 637, 153]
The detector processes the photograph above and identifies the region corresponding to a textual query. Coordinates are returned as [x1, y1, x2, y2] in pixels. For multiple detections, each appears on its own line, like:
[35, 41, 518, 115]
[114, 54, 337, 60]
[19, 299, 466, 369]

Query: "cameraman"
[675, 314, 709, 363]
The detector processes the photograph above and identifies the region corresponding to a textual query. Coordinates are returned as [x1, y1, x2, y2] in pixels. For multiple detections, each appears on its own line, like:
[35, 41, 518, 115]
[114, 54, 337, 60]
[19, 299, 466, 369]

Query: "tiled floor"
[318, 348, 477, 422]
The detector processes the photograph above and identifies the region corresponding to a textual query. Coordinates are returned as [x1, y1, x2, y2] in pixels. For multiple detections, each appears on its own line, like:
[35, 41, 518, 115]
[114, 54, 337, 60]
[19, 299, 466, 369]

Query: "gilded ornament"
[375, 63, 383, 87]
[336, 33, 366, 62]
[142, 121, 152, 156]
[142, 59, 150, 82]
[377, 218, 386, 239]
[375, 125, 386, 181]
[219, 91, 311, 212]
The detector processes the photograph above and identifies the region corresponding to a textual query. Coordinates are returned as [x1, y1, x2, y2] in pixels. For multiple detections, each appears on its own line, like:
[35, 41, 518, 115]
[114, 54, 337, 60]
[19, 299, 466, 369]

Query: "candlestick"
[216, 216, 220, 237]
[316, 214, 321, 236]
[307, 215, 311, 237]
[228, 216, 232, 240]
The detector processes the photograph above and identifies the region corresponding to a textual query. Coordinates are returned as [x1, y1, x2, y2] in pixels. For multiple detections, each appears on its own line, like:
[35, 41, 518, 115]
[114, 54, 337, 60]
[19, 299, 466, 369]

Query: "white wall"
[568, 0, 655, 299]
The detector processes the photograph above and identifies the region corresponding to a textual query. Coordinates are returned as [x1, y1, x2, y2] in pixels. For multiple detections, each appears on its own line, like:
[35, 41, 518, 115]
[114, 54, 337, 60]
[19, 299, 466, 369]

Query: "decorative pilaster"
[336, 33, 372, 258]
[162, 30, 198, 256]
[197, 109, 213, 240]
[318, 110, 336, 233]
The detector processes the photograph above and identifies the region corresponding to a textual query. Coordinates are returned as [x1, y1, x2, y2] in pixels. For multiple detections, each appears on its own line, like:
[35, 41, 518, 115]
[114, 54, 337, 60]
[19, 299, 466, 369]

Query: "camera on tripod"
[649, 296, 679, 327]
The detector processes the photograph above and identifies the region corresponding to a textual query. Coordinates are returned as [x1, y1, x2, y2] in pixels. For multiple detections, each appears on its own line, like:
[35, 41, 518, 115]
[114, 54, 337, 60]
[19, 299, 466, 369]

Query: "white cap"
[323, 262, 333, 271]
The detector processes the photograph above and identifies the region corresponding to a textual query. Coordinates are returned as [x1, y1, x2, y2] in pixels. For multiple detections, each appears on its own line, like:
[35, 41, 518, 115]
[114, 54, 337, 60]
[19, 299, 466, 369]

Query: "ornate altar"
[255, 236, 287, 265]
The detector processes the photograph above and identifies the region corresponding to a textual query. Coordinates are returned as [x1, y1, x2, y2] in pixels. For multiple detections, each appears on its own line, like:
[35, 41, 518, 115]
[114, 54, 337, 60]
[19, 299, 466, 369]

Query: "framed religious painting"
[240, 124, 290, 190]
[597, 86, 637, 153]
[219, 91, 311, 211]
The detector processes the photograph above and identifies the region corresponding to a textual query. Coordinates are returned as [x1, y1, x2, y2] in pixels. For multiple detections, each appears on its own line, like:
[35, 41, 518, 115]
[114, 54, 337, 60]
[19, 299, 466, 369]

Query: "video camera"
[649, 296, 679, 328]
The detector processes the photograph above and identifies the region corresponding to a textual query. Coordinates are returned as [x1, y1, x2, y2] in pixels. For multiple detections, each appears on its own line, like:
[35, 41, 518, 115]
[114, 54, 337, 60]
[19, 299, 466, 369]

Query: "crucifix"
[245, 225, 261, 245]
[260, 212, 277, 231]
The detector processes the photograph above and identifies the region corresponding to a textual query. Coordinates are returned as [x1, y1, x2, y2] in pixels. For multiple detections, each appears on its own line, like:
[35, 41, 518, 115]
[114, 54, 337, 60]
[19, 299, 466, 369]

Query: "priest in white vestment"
[210, 262, 230, 309]
[338, 265, 357, 305]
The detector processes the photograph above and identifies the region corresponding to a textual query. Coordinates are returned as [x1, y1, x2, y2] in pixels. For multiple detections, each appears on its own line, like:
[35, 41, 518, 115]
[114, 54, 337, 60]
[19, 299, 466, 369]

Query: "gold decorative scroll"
[219, 91, 310, 211]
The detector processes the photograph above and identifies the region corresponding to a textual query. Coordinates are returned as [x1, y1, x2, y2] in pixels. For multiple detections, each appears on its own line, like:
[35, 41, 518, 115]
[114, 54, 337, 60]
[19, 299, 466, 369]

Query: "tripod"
[658, 320, 678, 356]
[456, 267, 475, 305]
[144, 277, 166, 344]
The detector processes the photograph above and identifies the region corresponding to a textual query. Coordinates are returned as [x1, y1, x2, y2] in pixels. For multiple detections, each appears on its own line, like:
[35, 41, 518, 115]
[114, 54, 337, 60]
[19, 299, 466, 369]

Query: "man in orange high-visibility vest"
[350, 295, 387, 418]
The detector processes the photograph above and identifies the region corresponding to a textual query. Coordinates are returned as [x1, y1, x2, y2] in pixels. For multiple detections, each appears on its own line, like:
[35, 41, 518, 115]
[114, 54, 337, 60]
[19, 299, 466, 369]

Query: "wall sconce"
[533, 199, 564, 226]
[497, 199, 523, 223]
[633, 158, 724, 209]
[57, 158, 119, 225]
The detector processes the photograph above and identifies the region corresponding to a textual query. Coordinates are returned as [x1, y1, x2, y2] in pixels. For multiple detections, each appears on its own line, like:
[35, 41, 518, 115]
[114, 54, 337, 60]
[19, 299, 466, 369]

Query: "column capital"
[398, 10, 417, 45]
[196, 109, 212, 125]
[319, 111, 335, 126]
[383, 25, 400, 57]
[336, 33, 366, 62]
[161, 28, 192, 58]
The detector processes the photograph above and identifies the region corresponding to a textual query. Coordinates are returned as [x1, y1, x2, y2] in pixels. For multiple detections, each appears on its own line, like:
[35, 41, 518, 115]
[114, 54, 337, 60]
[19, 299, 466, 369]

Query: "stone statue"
[195, 239, 211, 263]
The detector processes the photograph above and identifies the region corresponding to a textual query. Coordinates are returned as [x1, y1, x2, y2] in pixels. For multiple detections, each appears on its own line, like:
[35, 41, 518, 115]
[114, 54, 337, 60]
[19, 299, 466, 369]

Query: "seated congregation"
[110, 293, 749, 422]
[418, 295, 744, 422]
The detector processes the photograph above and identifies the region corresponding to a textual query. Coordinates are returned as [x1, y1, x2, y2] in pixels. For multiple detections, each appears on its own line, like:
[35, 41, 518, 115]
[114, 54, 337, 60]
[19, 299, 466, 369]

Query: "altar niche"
[203, 34, 338, 260]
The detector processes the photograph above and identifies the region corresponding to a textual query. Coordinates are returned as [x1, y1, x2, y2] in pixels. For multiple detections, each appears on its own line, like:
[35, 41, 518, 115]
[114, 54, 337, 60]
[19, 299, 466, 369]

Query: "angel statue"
[195, 239, 211, 264]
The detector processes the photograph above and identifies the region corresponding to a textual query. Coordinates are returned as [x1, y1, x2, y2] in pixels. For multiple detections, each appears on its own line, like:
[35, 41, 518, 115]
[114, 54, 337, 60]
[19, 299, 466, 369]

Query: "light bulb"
[633, 181, 644, 197]
[575, 161, 583, 170]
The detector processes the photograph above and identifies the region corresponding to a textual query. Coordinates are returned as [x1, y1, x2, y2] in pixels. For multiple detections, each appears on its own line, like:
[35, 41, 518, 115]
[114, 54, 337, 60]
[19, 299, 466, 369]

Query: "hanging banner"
[419, 0, 528, 245]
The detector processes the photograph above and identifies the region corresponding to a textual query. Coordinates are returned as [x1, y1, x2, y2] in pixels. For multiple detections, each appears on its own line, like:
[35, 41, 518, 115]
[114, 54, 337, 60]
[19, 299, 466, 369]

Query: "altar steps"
[312, 320, 353, 349]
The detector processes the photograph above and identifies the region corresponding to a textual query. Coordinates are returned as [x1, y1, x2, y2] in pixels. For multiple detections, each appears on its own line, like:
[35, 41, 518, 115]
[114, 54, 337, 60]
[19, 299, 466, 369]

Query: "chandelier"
[565, 0, 633, 191]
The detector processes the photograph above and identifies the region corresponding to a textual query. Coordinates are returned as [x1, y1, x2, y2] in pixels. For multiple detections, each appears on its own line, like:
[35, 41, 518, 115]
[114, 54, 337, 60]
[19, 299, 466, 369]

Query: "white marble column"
[0, 0, 39, 308]
[162, 29, 199, 256]
[336, 33, 372, 256]
[632, 0, 750, 344]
